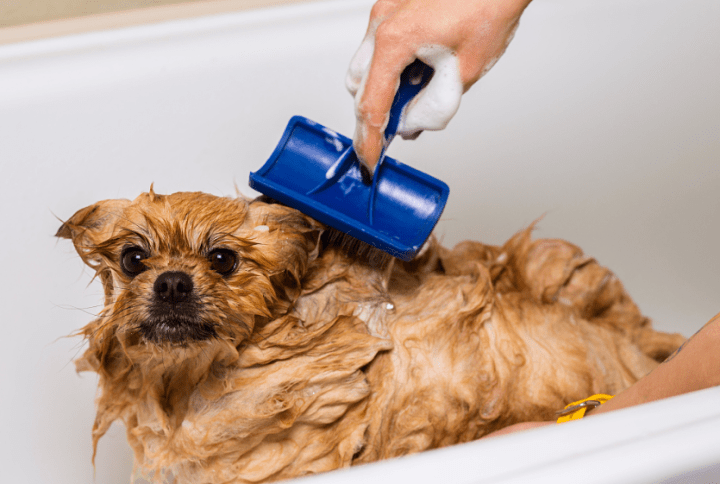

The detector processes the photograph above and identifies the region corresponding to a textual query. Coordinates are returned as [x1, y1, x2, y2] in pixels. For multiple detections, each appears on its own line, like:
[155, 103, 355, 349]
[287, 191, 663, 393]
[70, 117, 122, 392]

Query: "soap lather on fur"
[57, 189, 684, 483]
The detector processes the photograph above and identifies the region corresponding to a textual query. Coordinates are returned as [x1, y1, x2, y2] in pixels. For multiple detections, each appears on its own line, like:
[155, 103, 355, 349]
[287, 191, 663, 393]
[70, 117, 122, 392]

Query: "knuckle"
[356, 102, 378, 121]
[374, 19, 405, 43]
[369, 2, 385, 20]
[356, 97, 386, 122]
[370, 0, 399, 22]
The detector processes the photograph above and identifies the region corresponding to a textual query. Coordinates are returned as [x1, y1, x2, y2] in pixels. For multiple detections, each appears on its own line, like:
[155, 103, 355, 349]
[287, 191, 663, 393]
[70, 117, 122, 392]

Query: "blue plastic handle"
[383, 59, 435, 149]
[368, 60, 434, 223]
[308, 60, 434, 196]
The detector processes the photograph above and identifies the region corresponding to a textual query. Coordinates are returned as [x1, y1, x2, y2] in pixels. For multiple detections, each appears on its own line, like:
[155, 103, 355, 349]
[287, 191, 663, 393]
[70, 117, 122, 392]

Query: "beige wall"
[0, 0, 311, 43]
[1, 0, 202, 27]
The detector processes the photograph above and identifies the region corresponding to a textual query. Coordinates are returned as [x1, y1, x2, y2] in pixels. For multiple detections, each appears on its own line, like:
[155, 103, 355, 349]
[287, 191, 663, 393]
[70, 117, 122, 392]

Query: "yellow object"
[556, 394, 614, 424]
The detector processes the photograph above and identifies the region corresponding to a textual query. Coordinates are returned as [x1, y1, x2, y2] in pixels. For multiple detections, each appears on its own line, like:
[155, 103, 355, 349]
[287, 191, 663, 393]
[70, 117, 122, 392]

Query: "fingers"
[400, 45, 463, 138]
[353, 20, 416, 170]
[368, 0, 402, 26]
[347, 0, 403, 97]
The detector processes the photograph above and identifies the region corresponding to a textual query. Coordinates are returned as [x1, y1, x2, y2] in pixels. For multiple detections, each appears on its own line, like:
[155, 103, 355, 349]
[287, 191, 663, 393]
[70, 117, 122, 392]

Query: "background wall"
[1, 0, 200, 27]
[0, 0, 718, 483]
[1, 0, 315, 27]
[0, 0, 310, 43]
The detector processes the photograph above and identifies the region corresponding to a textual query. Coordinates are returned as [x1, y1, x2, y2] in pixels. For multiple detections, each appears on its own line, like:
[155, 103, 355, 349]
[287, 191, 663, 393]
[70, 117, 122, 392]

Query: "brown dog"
[57, 189, 683, 483]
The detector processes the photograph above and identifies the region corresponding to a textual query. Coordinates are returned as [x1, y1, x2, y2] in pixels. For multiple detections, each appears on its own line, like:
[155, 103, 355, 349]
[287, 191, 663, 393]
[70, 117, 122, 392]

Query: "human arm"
[589, 311, 720, 416]
[485, 312, 720, 438]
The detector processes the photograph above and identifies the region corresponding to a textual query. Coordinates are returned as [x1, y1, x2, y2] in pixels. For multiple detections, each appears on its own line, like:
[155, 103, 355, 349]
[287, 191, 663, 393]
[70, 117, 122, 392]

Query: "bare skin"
[487, 311, 720, 438]
[347, 0, 534, 170]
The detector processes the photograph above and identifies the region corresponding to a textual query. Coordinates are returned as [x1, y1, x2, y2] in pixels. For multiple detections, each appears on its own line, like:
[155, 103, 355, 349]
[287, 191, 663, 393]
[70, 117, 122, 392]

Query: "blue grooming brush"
[249, 60, 449, 262]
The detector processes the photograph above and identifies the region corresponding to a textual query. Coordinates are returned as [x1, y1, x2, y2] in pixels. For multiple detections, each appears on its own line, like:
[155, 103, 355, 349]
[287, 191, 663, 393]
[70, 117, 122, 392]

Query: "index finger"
[355, 25, 417, 169]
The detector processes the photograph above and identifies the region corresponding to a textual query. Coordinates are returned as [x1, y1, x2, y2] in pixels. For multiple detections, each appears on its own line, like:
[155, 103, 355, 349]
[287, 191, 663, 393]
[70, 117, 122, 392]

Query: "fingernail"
[353, 140, 375, 178]
[359, 162, 373, 184]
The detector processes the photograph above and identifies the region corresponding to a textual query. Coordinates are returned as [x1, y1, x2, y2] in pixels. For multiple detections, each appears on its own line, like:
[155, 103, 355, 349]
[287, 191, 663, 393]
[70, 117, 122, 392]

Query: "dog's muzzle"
[138, 271, 217, 344]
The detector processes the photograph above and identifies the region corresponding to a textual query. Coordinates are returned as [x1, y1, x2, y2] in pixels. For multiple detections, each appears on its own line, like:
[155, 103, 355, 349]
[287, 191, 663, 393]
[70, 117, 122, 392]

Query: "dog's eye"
[121, 247, 148, 277]
[208, 249, 237, 276]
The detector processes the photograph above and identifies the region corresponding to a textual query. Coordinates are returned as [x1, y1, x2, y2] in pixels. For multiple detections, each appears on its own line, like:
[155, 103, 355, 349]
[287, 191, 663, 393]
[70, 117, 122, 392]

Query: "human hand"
[483, 421, 552, 438]
[346, 0, 533, 171]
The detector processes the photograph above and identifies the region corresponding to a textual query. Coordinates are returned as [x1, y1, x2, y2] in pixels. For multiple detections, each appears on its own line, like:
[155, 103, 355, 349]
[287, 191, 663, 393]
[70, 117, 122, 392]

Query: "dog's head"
[57, 189, 322, 348]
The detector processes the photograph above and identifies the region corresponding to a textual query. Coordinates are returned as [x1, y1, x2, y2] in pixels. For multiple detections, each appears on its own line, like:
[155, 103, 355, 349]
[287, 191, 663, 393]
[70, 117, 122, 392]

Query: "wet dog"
[57, 189, 683, 483]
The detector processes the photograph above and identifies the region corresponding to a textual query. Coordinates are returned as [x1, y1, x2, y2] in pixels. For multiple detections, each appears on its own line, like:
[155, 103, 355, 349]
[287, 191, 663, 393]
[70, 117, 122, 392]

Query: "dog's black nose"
[154, 271, 194, 304]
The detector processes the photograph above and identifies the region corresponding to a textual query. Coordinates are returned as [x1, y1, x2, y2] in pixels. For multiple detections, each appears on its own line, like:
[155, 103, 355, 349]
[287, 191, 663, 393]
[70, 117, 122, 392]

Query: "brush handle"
[368, 60, 434, 225]
[309, 60, 434, 197]
[383, 59, 435, 147]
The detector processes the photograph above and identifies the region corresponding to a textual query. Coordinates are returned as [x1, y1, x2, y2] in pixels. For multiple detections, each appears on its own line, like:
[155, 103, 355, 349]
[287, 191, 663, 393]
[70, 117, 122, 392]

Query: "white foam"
[345, 21, 377, 97]
[325, 147, 352, 178]
[325, 136, 344, 152]
[400, 44, 463, 137]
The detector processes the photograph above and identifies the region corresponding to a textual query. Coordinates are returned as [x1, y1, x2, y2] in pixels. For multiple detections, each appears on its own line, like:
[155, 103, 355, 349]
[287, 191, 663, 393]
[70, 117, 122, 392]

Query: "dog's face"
[57, 190, 321, 348]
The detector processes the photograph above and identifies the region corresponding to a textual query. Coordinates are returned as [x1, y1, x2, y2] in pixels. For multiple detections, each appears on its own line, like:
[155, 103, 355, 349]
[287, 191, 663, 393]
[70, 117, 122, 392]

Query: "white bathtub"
[1, 0, 718, 482]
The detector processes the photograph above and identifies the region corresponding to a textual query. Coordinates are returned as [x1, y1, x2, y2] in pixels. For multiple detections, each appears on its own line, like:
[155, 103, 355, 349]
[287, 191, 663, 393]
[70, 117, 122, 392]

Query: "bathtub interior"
[0, 0, 718, 483]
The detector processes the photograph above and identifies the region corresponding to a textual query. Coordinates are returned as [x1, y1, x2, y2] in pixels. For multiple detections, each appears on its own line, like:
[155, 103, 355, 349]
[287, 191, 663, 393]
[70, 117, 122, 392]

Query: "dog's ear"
[249, 196, 324, 257]
[247, 198, 324, 306]
[56, 199, 131, 268]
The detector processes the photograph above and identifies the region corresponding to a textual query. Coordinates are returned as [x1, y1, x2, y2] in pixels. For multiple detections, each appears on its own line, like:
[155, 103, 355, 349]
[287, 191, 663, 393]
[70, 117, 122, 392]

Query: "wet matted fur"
[57, 190, 684, 483]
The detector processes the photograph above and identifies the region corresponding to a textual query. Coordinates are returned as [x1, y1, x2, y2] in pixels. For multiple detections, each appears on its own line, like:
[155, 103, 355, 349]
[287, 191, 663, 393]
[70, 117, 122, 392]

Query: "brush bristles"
[252, 195, 393, 268]
[321, 228, 393, 268]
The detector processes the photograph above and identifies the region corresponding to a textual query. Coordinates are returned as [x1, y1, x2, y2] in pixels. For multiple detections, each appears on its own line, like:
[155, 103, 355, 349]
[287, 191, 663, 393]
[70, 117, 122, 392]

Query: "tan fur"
[57, 190, 684, 483]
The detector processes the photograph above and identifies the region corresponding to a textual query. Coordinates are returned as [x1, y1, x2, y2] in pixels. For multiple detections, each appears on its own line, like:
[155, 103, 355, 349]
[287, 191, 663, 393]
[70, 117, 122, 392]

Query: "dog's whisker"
[54, 303, 106, 318]
[106, 303, 145, 320]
